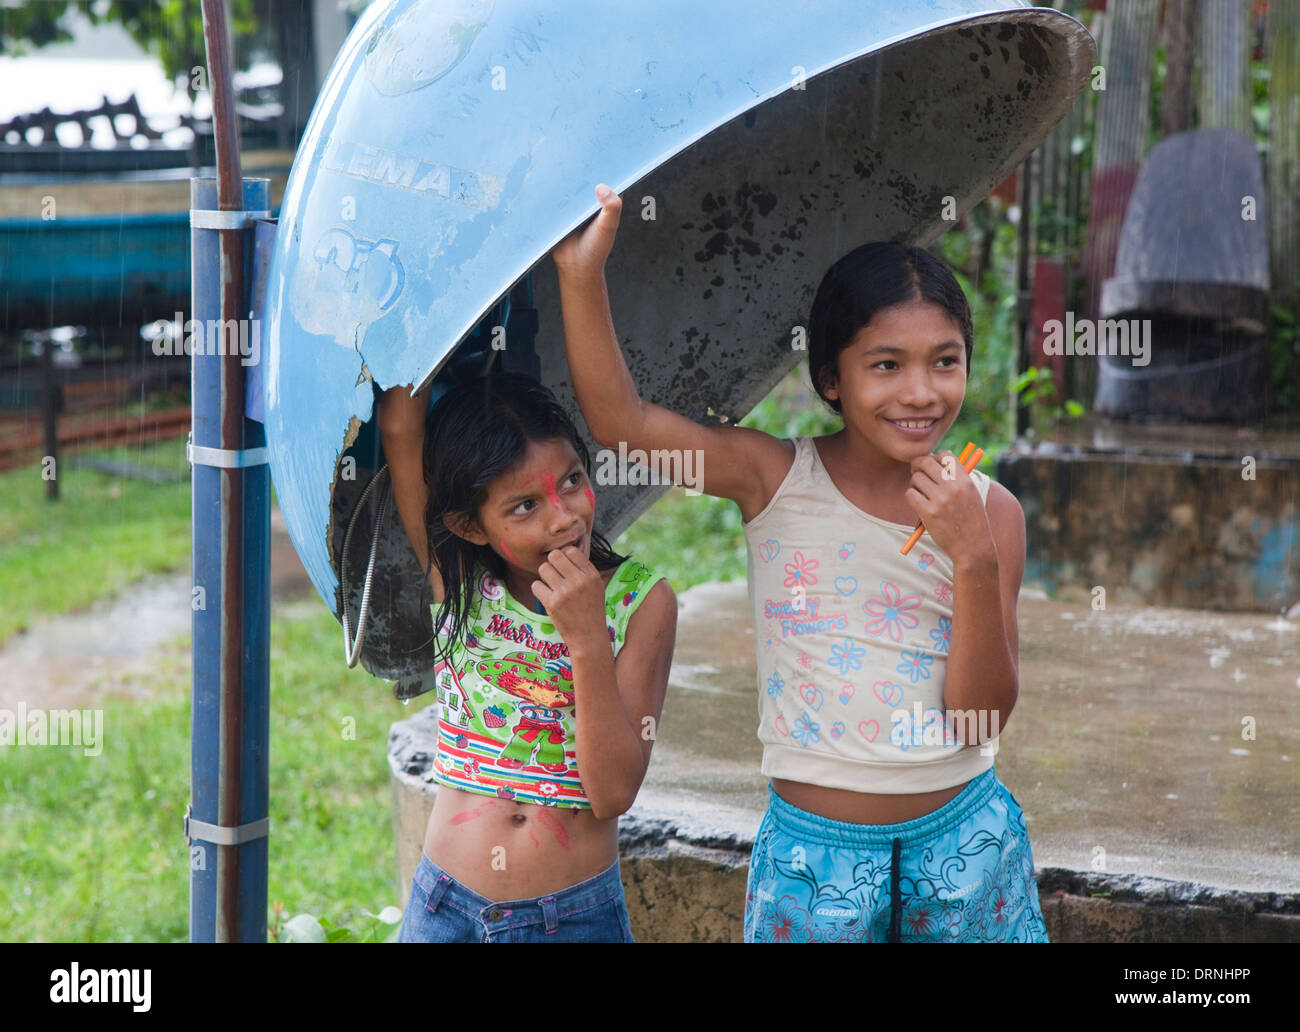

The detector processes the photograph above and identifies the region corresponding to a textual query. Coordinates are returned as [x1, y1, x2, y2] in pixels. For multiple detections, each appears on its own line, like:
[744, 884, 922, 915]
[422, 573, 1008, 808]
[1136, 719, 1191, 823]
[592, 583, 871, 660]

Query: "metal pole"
[41, 331, 58, 501]
[188, 0, 269, 943]
[1015, 152, 1033, 441]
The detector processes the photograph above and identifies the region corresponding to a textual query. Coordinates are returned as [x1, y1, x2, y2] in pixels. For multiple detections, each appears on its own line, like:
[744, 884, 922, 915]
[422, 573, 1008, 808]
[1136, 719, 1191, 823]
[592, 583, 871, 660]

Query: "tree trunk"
[1269, 0, 1300, 312]
[1199, 0, 1252, 133]
[1160, 0, 1198, 136]
[1082, 0, 1159, 320]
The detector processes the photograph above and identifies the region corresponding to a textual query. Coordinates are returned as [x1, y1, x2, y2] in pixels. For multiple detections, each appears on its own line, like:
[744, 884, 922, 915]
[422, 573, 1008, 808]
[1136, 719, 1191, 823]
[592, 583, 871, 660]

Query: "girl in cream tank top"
[743, 436, 998, 794]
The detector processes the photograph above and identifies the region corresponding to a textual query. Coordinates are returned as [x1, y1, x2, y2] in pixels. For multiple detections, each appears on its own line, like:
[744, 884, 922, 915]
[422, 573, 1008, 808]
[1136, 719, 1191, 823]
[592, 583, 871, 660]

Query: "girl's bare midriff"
[771, 778, 967, 826]
[420, 563, 628, 902]
[423, 785, 619, 902]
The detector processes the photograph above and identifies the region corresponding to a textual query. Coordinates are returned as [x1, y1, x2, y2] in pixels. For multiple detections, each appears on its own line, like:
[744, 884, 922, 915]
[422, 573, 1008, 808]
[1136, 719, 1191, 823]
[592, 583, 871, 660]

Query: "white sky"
[0, 7, 278, 148]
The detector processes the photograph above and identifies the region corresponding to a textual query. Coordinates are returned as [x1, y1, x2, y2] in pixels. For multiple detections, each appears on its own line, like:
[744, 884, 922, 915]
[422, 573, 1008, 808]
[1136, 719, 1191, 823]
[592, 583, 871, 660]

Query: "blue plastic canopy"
[260, 0, 1094, 685]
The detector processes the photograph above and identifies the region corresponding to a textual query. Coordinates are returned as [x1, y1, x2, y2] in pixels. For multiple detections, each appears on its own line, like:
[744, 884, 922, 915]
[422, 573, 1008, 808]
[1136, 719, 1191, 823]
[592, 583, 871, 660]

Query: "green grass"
[613, 488, 748, 592]
[0, 602, 406, 942]
[0, 438, 193, 642]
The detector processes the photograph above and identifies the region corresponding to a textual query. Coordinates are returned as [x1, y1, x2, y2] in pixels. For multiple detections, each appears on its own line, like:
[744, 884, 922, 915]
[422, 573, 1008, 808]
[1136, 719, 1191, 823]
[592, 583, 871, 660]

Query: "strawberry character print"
[478, 652, 575, 775]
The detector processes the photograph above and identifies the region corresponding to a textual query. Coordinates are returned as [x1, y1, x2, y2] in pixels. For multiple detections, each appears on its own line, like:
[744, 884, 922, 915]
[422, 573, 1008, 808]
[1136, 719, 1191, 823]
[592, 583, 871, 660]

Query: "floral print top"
[743, 437, 998, 793]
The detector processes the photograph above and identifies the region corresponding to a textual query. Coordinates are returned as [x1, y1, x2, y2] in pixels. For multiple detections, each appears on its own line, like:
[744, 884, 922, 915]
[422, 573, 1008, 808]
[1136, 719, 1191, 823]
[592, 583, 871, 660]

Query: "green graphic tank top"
[429, 559, 664, 808]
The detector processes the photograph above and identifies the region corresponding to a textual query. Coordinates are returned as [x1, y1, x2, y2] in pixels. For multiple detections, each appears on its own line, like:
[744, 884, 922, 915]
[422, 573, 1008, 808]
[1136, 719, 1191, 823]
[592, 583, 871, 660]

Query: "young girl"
[551, 185, 1048, 943]
[378, 371, 676, 942]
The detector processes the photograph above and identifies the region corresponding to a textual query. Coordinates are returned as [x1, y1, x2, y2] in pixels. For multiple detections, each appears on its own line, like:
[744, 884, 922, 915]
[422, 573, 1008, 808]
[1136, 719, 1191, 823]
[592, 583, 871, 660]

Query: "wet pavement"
[634, 580, 1300, 893]
[6, 505, 1296, 893]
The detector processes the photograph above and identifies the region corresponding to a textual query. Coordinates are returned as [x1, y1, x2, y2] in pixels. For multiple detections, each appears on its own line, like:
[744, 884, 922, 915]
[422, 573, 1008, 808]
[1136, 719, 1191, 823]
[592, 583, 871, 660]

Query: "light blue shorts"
[744, 767, 1049, 942]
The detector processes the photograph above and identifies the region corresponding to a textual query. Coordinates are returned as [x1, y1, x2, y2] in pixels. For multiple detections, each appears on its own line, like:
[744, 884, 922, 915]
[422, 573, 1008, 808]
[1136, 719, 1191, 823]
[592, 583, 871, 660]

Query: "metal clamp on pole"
[187, 431, 269, 469]
[189, 208, 271, 229]
[184, 805, 270, 846]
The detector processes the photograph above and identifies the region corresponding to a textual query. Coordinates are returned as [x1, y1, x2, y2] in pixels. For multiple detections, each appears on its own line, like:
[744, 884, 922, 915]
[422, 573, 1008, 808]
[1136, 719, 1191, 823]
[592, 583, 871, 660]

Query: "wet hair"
[807, 241, 973, 414]
[421, 371, 626, 667]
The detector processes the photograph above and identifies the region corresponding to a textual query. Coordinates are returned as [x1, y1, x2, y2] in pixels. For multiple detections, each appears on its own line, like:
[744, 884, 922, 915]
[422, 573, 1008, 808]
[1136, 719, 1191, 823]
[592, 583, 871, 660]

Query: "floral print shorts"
[744, 768, 1049, 942]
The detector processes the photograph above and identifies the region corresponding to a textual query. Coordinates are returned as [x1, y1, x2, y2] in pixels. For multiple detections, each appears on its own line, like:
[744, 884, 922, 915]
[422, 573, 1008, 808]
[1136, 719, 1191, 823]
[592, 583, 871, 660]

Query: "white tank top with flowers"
[743, 436, 998, 794]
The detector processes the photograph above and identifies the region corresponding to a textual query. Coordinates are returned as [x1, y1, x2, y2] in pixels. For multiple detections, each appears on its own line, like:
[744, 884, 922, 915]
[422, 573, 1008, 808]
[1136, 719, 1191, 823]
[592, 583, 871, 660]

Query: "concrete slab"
[633, 579, 1299, 894]
[1047, 412, 1300, 463]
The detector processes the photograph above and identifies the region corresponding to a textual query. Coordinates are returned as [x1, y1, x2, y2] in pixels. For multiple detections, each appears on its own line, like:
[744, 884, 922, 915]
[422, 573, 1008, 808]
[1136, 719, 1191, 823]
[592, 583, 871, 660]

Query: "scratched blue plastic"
[260, 0, 1085, 614]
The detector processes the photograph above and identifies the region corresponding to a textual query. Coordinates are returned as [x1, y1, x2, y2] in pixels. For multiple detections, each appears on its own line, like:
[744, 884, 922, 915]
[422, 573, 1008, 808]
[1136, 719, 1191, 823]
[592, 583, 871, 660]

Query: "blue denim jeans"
[398, 852, 635, 943]
[744, 767, 1050, 942]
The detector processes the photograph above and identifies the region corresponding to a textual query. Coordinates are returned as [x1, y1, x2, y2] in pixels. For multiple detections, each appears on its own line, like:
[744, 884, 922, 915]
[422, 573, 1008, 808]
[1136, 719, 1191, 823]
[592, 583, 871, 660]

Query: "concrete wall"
[998, 447, 1299, 612]
[391, 763, 1300, 943]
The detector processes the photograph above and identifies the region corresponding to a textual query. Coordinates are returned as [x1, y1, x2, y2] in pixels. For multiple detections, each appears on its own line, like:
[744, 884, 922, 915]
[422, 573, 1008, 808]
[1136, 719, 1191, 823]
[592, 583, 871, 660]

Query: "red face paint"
[540, 471, 566, 514]
[583, 486, 596, 510]
[499, 538, 521, 565]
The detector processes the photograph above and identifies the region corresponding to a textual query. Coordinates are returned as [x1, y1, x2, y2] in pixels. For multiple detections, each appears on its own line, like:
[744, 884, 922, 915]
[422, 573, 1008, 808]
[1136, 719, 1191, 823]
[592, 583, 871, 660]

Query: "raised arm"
[377, 383, 445, 604]
[551, 185, 794, 523]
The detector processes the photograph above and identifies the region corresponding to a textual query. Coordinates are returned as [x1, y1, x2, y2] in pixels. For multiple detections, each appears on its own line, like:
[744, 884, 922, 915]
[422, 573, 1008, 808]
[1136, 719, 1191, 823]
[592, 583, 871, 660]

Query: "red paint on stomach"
[534, 806, 571, 850]
[450, 801, 495, 825]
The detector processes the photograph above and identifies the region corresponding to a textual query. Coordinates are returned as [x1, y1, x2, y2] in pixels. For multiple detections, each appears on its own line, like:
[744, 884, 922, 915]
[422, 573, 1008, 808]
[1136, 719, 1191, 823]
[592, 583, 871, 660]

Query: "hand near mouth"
[903, 451, 993, 567]
[532, 545, 608, 650]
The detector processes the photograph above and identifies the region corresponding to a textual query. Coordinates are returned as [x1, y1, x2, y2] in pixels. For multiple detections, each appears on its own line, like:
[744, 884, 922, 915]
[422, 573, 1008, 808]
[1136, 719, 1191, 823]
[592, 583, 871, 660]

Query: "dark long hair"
[421, 372, 626, 667]
[808, 241, 973, 414]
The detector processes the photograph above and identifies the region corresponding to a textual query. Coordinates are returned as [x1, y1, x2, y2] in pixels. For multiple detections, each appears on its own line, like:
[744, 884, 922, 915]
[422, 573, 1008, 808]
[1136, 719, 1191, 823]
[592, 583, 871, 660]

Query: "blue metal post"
[188, 174, 270, 942]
